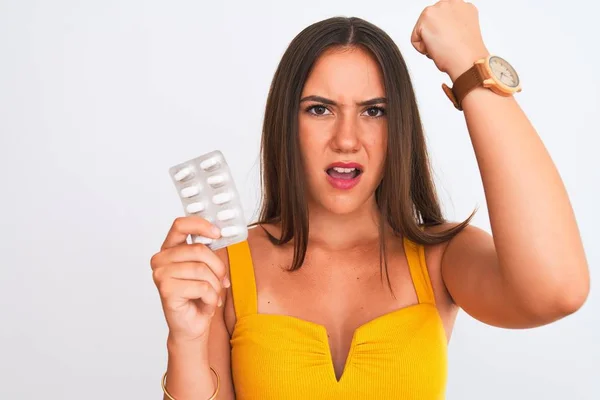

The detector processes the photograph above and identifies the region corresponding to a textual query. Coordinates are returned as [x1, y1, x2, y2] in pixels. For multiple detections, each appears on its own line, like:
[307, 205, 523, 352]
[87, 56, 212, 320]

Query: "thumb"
[410, 24, 428, 56]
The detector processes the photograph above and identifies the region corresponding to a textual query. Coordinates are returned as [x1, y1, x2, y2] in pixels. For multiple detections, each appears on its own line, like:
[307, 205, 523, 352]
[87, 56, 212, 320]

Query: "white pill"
[221, 226, 243, 238]
[193, 236, 214, 245]
[174, 167, 192, 181]
[180, 185, 201, 198]
[212, 191, 233, 205]
[217, 208, 237, 221]
[186, 202, 205, 214]
[207, 174, 227, 187]
[200, 157, 220, 171]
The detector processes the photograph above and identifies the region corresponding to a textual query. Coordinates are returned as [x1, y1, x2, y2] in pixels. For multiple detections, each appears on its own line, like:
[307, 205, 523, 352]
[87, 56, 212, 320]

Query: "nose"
[331, 114, 360, 153]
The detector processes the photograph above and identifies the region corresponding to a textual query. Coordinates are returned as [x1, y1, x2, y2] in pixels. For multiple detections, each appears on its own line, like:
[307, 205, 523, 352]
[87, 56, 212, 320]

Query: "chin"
[305, 169, 379, 214]
[311, 189, 373, 216]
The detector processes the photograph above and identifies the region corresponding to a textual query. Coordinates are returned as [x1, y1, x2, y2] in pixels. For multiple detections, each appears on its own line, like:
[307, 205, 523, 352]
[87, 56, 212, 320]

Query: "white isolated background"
[0, 0, 598, 398]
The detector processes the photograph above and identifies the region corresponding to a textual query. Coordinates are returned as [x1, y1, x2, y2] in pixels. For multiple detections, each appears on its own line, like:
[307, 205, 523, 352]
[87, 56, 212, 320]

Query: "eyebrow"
[299, 95, 387, 106]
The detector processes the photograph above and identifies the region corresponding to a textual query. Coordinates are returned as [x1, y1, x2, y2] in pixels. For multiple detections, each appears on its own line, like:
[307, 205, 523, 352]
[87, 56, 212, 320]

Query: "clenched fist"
[411, 0, 490, 81]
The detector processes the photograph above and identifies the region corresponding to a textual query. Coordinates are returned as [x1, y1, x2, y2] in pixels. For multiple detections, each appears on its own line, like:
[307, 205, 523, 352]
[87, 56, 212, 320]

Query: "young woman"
[151, 2, 590, 399]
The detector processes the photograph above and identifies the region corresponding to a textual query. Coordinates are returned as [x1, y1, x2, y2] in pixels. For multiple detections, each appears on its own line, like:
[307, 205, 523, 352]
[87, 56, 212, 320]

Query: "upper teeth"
[333, 167, 356, 173]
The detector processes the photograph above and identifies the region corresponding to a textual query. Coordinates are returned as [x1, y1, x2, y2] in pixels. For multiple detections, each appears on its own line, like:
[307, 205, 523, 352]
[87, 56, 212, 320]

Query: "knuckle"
[215, 261, 227, 279]
[172, 216, 187, 232]
[192, 261, 204, 272]
[192, 243, 208, 260]
[205, 281, 220, 298]
[196, 281, 213, 298]
[200, 280, 212, 293]
[152, 268, 162, 284]
[210, 262, 226, 280]
[150, 253, 159, 269]
[158, 281, 171, 299]
[465, 2, 477, 12]
[194, 263, 209, 278]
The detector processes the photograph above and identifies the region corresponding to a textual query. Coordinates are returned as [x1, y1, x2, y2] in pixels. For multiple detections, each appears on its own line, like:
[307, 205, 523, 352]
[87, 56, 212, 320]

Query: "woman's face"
[298, 46, 388, 215]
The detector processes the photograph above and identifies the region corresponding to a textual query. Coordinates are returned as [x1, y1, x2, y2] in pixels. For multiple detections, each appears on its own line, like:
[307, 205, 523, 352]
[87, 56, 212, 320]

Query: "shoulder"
[214, 223, 279, 271]
[216, 226, 266, 336]
[419, 221, 484, 308]
[422, 221, 490, 243]
[420, 220, 493, 297]
[421, 221, 490, 258]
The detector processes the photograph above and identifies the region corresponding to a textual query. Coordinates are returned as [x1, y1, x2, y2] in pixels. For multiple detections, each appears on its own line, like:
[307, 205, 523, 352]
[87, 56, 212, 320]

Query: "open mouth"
[326, 166, 362, 180]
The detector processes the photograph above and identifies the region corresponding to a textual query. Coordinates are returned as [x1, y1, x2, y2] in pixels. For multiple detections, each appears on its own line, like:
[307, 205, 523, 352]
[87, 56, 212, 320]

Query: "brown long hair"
[251, 16, 476, 288]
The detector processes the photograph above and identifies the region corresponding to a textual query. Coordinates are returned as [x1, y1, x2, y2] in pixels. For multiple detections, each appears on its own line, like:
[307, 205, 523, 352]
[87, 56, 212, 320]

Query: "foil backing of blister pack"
[169, 150, 248, 250]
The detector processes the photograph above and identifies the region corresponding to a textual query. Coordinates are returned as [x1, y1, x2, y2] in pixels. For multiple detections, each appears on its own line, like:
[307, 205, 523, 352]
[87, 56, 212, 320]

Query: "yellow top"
[226, 237, 448, 399]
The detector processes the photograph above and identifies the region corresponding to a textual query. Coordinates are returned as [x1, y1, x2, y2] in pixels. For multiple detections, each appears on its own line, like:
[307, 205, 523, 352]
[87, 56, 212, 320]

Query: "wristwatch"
[442, 55, 522, 111]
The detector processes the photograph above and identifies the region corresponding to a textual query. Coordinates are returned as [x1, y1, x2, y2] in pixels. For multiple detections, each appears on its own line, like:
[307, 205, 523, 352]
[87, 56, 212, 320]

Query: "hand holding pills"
[150, 151, 248, 343]
[150, 215, 229, 343]
[150, 151, 248, 341]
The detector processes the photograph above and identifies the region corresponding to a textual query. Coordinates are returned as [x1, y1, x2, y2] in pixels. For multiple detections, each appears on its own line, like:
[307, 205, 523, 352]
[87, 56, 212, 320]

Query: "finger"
[155, 244, 227, 281]
[163, 280, 220, 311]
[410, 16, 428, 55]
[183, 281, 220, 310]
[159, 262, 223, 296]
[411, 37, 428, 56]
[161, 216, 222, 250]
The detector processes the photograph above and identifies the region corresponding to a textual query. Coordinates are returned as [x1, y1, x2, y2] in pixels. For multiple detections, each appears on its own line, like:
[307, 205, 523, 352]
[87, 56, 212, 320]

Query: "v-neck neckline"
[233, 303, 437, 384]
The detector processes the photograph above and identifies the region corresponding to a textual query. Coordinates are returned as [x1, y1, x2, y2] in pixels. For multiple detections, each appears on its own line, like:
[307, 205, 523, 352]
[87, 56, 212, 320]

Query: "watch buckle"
[442, 83, 462, 111]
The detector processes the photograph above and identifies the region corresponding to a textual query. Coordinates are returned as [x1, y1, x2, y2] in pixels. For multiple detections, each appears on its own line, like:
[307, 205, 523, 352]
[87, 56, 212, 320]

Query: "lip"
[326, 173, 362, 190]
[325, 161, 364, 190]
[325, 161, 364, 171]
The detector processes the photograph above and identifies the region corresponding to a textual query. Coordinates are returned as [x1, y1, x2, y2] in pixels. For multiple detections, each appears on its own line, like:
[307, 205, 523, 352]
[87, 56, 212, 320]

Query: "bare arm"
[165, 286, 234, 399]
[164, 251, 234, 399]
[439, 81, 590, 329]
[152, 217, 235, 399]
[410, 0, 590, 330]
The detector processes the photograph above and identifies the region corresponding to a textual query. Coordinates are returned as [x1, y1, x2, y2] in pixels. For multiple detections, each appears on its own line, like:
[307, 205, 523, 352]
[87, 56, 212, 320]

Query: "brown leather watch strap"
[442, 65, 483, 111]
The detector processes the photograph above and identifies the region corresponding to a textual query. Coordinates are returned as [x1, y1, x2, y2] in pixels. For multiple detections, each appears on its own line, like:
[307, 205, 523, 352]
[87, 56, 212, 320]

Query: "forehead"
[301, 46, 385, 100]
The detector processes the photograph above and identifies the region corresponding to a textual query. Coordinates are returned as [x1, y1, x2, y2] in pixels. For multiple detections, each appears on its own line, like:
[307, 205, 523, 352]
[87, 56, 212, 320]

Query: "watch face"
[488, 56, 520, 88]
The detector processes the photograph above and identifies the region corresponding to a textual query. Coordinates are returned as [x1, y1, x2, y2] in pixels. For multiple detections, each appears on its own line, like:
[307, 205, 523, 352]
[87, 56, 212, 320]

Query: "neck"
[306, 195, 384, 251]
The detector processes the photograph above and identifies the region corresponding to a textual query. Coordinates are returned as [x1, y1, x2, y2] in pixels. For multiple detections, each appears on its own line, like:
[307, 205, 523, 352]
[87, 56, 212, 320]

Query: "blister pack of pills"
[168, 150, 248, 250]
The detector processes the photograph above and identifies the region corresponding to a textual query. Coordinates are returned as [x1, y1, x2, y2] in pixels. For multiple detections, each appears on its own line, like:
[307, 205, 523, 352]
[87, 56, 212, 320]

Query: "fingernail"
[211, 225, 221, 237]
[223, 276, 231, 288]
[217, 297, 223, 307]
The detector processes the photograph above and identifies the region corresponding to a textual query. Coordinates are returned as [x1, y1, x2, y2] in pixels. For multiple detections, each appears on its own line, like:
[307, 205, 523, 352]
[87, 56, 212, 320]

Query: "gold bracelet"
[161, 366, 220, 400]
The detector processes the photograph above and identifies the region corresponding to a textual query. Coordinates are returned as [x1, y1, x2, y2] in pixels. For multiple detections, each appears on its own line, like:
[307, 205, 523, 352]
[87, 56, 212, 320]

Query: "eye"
[306, 105, 332, 116]
[362, 106, 386, 118]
